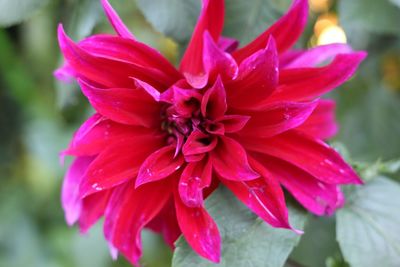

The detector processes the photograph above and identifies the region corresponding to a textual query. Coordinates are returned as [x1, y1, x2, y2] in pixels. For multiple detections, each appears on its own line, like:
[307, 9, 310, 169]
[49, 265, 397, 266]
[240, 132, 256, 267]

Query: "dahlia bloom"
[57, 0, 365, 264]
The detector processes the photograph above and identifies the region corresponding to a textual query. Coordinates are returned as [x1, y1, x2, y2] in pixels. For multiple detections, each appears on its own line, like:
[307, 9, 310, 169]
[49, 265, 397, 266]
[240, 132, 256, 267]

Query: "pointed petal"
[79, 80, 161, 127]
[201, 77, 227, 119]
[146, 198, 181, 248]
[178, 157, 212, 207]
[268, 52, 367, 102]
[211, 136, 259, 181]
[297, 99, 338, 139]
[79, 34, 181, 84]
[79, 190, 111, 233]
[238, 100, 318, 138]
[227, 37, 278, 109]
[203, 31, 238, 83]
[180, 0, 224, 80]
[104, 180, 172, 265]
[182, 130, 218, 161]
[101, 0, 136, 39]
[174, 190, 221, 263]
[171, 87, 202, 118]
[218, 36, 239, 53]
[135, 145, 184, 188]
[217, 115, 250, 133]
[280, 43, 353, 69]
[133, 78, 161, 101]
[222, 157, 294, 230]
[57, 25, 173, 89]
[62, 156, 94, 225]
[233, 0, 308, 63]
[79, 136, 163, 198]
[54, 63, 75, 82]
[259, 155, 345, 215]
[240, 131, 363, 185]
[64, 114, 154, 156]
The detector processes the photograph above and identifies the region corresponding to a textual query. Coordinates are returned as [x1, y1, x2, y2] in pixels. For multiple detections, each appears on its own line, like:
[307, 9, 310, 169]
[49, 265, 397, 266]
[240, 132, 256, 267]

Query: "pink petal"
[104, 180, 172, 265]
[79, 135, 163, 198]
[57, 25, 174, 89]
[101, 0, 136, 39]
[79, 34, 181, 84]
[238, 100, 318, 138]
[178, 157, 212, 207]
[203, 31, 238, 83]
[182, 130, 218, 162]
[227, 37, 278, 109]
[180, 0, 224, 83]
[135, 145, 184, 188]
[79, 80, 161, 127]
[64, 114, 154, 156]
[280, 43, 353, 69]
[233, 0, 308, 63]
[297, 99, 338, 139]
[240, 131, 363, 185]
[258, 155, 345, 216]
[79, 190, 111, 233]
[217, 115, 250, 133]
[62, 156, 95, 225]
[174, 190, 221, 263]
[201, 76, 227, 119]
[267, 52, 367, 102]
[54, 63, 76, 82]
[218, 36, 239, 53]
[222, 157, 294, 230]
[170, 86, 202, 118]
[211, 136, 259, 181]
[146, 198, 181, 248]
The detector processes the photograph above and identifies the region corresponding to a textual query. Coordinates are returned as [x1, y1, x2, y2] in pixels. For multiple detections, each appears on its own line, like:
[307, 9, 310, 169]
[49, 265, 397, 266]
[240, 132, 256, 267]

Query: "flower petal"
[240, 131, 363, 185]
[79, 135, 163, 198]
[79, 34, 181, 84]
[180, 0, 224, 84]
[135, 145, 184, 188]
[178, 157, 212, 207]
[64, 114, 154, 156]
[297, 99, 338, 139]
[203, 31, 238, 83]
[62, 156, 94, 225]
[233, 0, 308, 63]
[79, 80, 161, 127]
[267, 52, 367, 102]
[201, 76, 227, 119]
[279, 43, 353, 69]
[101, 0, 136, 39]
[79, 190, 112, 233]
[217, 115, 250, 133]
[218, 36, 239, 53]
[227, 37, 278, 109]
[174, 190, 221, 263]
[211, 136, 259, 181]
[57, 25, 173, 89]
[182, 130, 218, 162]
[104, 180, 172, 265]
[258, 154, 345, 215]
[222, 157, 294, 230]
[238, 100, 318, 138]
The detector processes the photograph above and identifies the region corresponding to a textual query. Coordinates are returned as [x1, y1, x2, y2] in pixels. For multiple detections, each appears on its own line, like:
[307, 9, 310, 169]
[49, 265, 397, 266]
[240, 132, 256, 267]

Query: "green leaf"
[339, 0, 400, 37]
[336, 177, 400, 267]
[223, 0, 289, 45]
[0, 0, 49, 27]
[389, 0, 400, 8]
[172, 186, 307, 267]
[136, 0, 200, 43]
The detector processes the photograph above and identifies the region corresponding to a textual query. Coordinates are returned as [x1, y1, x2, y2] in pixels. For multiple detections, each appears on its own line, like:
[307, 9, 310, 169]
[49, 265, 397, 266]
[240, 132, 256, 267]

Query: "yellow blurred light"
[309, 0, 332, 13]
[317, 25, 347, 45]
[314, 14, 337, 37]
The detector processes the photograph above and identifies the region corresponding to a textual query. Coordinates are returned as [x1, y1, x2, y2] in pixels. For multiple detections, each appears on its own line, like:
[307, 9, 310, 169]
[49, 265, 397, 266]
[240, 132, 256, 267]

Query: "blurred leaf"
[339, 0, 400, 37]
[67, 0, 103, 40]
[0, 0, 49, 27]
[336, 177, 400, 267]
[223, 0, 288, 45]
[172, 186, 307, 267]
[136, 0, 200, 43]
[389, 0, 400, 8]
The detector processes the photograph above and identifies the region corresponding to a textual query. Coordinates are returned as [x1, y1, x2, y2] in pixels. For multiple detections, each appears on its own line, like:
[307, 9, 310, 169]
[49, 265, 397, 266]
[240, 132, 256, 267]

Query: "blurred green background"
[0, 0, 399, 267]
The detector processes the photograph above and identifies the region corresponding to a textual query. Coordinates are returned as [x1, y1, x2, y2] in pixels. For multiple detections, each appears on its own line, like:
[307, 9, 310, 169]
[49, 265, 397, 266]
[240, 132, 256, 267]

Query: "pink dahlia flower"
[57, 0, 366, 264]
